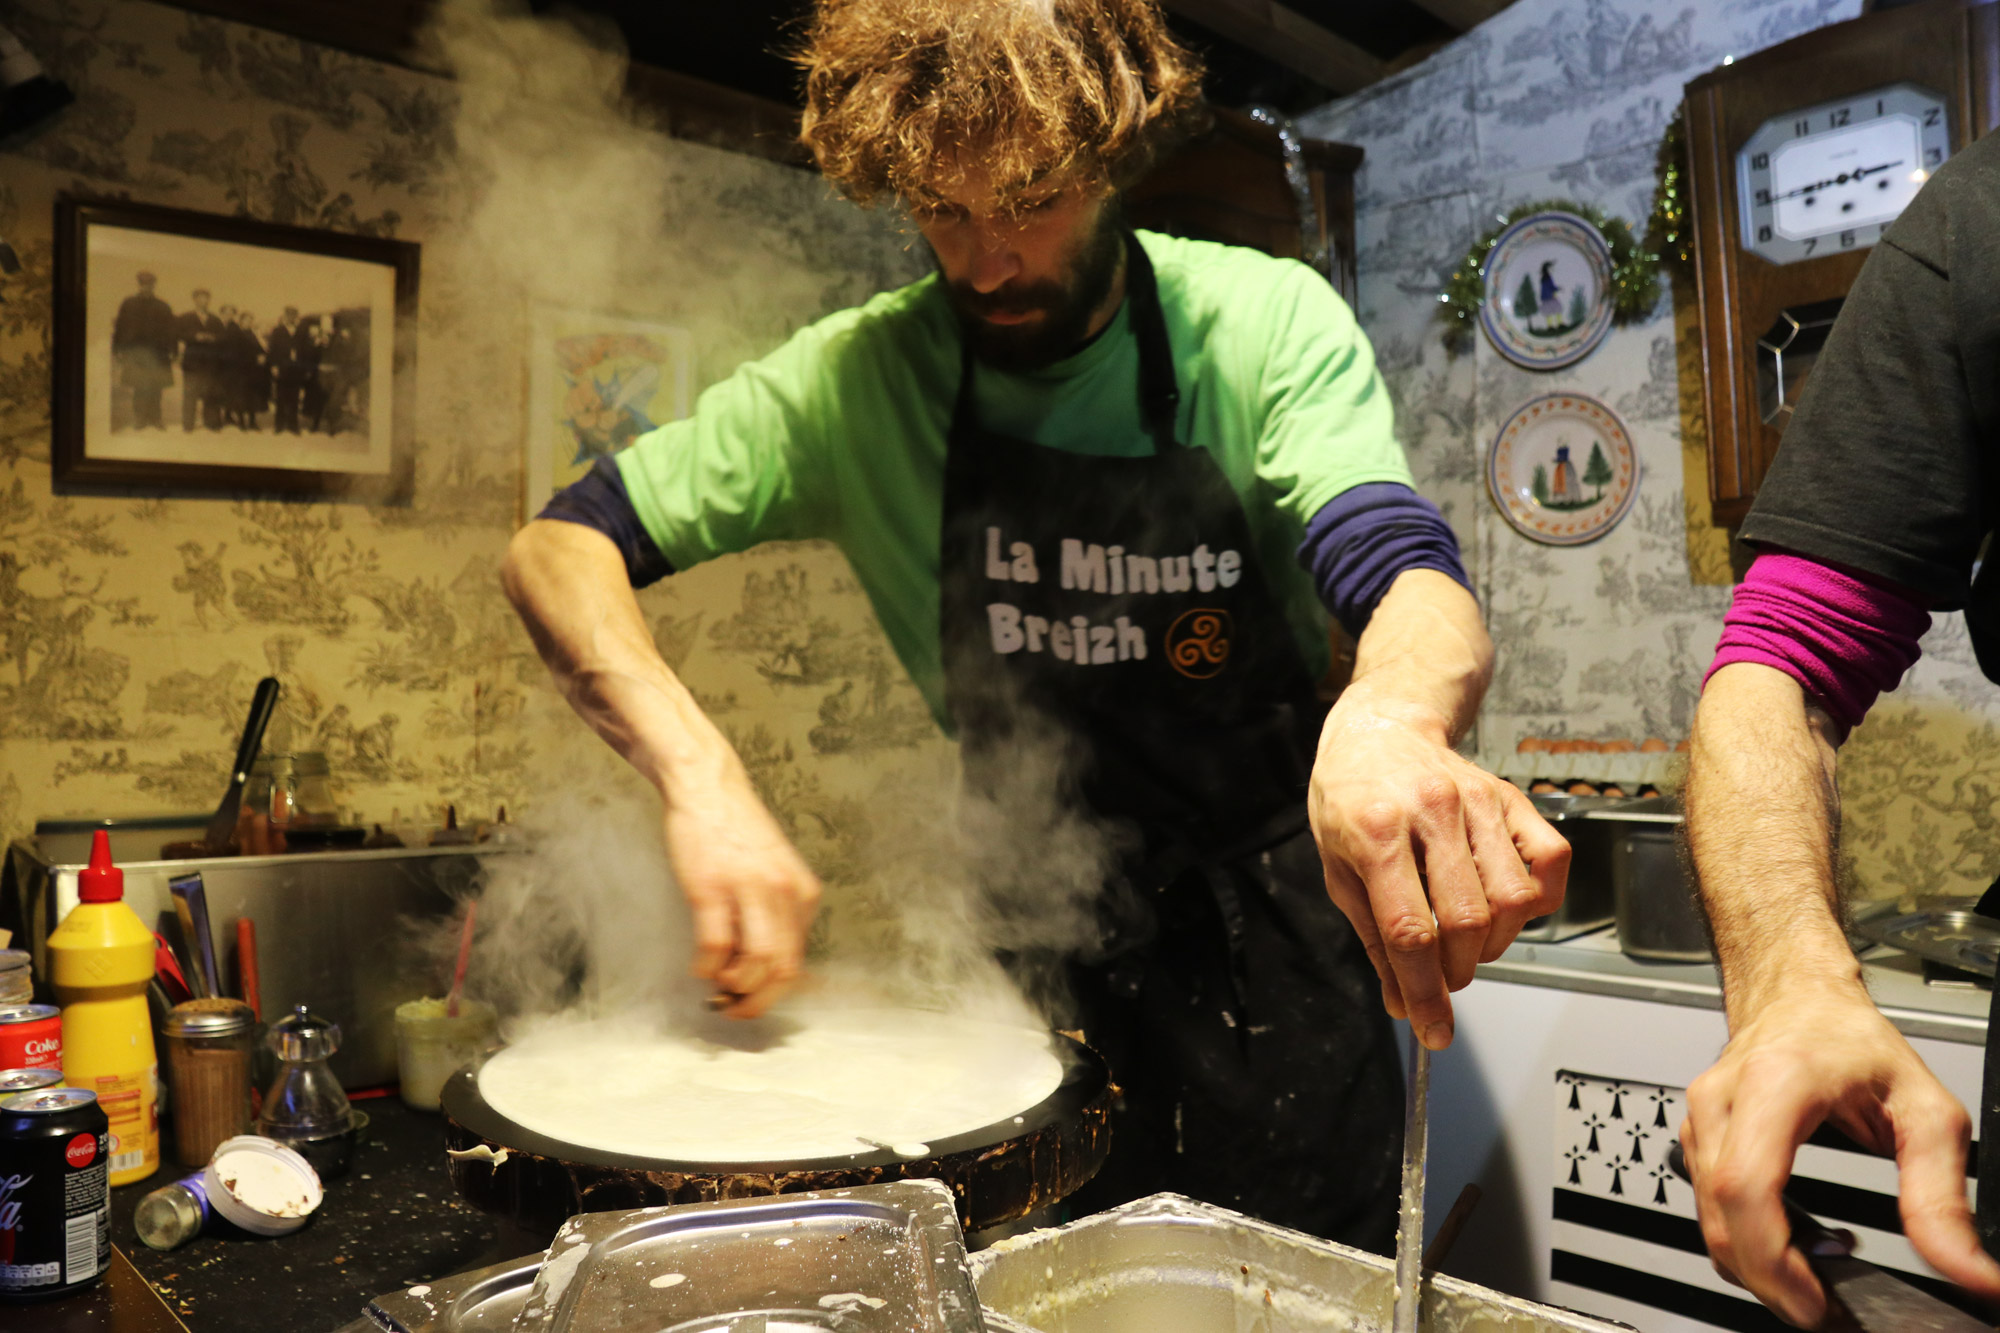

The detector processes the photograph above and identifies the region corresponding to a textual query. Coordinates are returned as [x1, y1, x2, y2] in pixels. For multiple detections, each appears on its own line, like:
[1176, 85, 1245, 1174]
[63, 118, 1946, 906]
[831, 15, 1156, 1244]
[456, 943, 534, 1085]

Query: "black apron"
[937, 235, 1403, 1248]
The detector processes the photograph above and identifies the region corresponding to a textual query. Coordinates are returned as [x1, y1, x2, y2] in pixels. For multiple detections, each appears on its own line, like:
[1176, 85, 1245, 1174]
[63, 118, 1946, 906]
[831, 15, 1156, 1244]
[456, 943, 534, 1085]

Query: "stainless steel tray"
[357, 1256, 1030, 1333]
[512, 1179, 981, 1333]
[363, 1251, 543, 1332]
[1859, 910, 2000, 979]
[970, 1193, 1637, 1333]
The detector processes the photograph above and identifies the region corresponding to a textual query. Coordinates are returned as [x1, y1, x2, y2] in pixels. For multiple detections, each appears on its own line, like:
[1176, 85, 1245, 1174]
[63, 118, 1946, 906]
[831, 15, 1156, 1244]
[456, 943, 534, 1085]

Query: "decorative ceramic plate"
[1479, 211, 1615, 370]
[1487, 393, 1640, 545]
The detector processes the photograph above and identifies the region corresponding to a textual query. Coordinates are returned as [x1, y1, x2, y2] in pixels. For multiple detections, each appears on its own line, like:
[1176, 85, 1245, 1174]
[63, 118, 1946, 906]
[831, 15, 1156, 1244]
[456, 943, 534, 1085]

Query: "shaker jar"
[162, 998, 257, 1167]
[256, 1005, 353, 1178]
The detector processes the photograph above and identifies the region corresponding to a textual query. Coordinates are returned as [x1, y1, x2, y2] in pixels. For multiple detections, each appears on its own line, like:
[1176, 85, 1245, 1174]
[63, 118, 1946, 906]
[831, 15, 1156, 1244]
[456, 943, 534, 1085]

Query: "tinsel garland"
[1643, 108, 1693, 268]
[1438, 109, 1691, 353]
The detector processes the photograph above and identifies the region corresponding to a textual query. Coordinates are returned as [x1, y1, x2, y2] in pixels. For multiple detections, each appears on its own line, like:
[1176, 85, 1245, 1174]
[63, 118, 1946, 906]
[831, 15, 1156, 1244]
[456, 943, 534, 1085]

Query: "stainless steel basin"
[970, 1194, 1637, 1333]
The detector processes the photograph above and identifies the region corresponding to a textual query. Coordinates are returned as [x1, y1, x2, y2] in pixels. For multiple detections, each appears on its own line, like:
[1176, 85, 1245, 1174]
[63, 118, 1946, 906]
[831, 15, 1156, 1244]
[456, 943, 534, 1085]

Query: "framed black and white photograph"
[53, 195, 419, 499]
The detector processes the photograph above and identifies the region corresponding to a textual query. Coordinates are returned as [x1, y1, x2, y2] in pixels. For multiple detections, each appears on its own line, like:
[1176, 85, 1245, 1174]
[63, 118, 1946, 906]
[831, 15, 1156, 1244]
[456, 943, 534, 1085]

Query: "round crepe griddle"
[440, 1030, 1112, 1237]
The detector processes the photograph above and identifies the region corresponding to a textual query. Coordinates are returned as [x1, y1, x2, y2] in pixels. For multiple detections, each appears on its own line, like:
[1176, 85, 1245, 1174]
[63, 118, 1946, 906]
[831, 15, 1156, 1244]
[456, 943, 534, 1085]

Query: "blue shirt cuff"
[536, 456, 675, 588]
[1296, 482, 1471, 636]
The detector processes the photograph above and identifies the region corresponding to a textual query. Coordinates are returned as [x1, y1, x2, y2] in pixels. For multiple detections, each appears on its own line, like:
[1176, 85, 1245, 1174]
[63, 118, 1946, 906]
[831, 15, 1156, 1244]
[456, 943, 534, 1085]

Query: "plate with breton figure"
[1479, 211, 1615, 370]
[1487, 392, 1639, 546]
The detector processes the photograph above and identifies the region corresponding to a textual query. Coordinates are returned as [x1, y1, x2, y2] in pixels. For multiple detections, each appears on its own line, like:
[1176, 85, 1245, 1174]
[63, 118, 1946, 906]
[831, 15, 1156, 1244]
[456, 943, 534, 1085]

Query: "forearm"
[1686, 662, 1858, 1024]
[501, 519, 742, 807]
[1308, 567, 1563, 1040]
[1330, 569, 1493, 745]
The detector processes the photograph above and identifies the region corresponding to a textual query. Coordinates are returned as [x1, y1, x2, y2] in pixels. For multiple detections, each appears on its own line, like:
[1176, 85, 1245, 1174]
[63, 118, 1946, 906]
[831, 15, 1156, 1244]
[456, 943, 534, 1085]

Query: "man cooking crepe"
[1681, 132, 2000, 1323]
[503, 0, 1568, 1248]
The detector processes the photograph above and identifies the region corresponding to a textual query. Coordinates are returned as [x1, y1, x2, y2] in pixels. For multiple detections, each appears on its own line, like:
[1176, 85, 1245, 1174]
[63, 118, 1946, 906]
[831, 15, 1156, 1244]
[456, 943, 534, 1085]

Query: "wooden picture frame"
[53, 195, 420, 501]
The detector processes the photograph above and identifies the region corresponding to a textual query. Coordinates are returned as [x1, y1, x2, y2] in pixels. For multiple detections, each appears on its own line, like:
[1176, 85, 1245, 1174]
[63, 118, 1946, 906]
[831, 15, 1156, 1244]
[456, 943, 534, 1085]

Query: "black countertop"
[101, 1096, 518, 1333]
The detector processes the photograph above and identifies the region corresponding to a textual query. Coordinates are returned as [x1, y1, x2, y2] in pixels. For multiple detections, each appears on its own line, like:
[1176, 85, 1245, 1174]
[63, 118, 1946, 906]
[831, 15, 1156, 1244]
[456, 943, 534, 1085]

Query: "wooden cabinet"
[1127, 108, 1365, 698]
[1684, 0, 2000, 527]
[1127, 107, 1363, 305]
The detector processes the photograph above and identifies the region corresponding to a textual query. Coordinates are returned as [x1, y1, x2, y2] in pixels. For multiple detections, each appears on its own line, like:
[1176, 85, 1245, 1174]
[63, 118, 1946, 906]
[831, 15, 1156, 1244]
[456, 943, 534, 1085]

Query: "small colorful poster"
[525, 308, 693, 515]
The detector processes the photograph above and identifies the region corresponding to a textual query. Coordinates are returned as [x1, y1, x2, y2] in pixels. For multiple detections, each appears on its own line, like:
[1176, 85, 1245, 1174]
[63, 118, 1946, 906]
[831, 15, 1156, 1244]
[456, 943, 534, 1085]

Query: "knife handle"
[231, 677, 281, 784]
[1665, 1143, 1854, 1256]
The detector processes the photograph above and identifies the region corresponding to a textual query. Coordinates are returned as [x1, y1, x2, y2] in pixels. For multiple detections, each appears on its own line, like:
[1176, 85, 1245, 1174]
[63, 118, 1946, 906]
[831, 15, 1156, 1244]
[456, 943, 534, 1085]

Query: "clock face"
[1735, 82, 1950, 265]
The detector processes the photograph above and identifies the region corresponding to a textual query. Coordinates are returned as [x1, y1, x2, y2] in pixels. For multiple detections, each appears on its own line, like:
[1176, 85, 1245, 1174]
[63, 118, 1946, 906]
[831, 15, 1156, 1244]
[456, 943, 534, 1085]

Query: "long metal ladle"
[1394, 1029, 1432, 1333]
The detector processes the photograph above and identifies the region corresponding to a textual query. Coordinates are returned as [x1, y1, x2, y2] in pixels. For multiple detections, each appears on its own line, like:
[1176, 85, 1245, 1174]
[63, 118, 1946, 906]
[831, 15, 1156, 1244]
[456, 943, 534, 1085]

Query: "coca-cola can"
[0, 1006, 60, 1072]
[0, 1087, 110, 1302]
[0, 1072, 60, 1098]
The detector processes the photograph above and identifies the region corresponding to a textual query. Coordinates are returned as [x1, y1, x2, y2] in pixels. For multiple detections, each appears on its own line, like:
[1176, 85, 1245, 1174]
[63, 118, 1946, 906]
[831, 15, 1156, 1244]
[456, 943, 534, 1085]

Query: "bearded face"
[914, 167, 1127, 373]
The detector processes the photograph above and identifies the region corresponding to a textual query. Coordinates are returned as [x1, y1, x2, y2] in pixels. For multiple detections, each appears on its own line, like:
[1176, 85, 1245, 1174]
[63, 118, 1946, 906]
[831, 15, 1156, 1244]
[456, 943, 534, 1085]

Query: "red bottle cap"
[78, 829, 124, 903]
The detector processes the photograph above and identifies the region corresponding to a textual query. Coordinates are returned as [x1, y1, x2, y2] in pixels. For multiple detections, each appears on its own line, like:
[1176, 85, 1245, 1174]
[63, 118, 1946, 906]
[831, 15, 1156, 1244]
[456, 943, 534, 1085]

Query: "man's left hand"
[1309, 695, 1568, 1049]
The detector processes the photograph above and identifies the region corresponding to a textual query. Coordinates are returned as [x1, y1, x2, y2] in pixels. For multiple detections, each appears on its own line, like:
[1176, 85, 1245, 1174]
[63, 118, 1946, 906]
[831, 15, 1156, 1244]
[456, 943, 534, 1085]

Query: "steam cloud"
[408, 0, 1124, 1040]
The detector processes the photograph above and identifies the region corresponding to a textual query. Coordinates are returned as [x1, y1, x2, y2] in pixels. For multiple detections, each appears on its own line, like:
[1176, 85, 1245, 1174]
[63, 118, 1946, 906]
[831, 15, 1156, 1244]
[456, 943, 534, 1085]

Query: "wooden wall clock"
[1685, 0, 2000, 527]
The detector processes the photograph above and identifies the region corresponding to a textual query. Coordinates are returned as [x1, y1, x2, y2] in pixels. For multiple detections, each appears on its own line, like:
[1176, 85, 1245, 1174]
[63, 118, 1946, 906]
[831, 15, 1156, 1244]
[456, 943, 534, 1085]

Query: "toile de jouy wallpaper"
[0, 0, 946, 884]
[9, 0, 1993, 909]
[1300, 0, 2000, 901]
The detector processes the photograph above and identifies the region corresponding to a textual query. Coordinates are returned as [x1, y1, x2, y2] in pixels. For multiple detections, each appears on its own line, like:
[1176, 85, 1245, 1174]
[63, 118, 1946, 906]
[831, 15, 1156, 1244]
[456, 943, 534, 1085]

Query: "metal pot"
[1588, 798, 1711, 962]
[1516, 793, 1622, 942]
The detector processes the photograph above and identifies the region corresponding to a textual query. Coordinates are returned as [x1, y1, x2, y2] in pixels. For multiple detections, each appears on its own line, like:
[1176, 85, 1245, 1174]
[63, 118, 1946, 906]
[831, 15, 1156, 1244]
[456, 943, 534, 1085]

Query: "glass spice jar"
[162, 998, 256, 1167]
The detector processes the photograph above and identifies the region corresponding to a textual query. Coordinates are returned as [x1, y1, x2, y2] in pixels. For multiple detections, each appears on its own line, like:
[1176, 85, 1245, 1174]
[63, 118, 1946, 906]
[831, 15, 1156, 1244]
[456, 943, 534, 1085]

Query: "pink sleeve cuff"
[1704, 550, 1931, 733]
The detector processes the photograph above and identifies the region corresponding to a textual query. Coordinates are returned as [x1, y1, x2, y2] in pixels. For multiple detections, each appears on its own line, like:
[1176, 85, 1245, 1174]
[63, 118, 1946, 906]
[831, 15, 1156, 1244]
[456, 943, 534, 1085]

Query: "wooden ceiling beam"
[158, 1, 805, 166]
[1161, 0, 1388, 93]
[1400, 0, 1515, 34]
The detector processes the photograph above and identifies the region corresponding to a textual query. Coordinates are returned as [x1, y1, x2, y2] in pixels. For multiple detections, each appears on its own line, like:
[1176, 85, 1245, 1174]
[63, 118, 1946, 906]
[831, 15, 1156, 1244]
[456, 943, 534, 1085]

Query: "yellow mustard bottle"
[48, 830, 160, 1184]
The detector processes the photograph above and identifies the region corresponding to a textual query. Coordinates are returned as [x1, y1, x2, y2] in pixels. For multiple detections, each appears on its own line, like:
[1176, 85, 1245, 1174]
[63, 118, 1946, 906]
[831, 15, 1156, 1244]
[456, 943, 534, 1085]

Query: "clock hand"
[1847, 160, 1903, 181]
[1769, 161, 1906, 203]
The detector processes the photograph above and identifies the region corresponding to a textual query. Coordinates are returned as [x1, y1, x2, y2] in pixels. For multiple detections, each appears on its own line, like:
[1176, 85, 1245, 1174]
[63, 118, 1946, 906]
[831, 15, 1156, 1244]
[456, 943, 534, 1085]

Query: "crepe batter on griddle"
[478, 1008, 1062, 1163]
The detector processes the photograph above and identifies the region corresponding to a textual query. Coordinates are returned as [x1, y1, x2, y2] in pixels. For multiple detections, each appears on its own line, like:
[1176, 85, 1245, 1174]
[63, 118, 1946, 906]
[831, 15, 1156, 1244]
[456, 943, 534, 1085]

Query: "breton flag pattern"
[1550, 1070, 1984, 1333]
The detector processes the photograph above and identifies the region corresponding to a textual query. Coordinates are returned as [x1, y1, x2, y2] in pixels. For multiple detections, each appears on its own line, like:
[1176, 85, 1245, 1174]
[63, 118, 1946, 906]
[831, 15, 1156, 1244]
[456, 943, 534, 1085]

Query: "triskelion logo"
[1165, 608, 1231, 679]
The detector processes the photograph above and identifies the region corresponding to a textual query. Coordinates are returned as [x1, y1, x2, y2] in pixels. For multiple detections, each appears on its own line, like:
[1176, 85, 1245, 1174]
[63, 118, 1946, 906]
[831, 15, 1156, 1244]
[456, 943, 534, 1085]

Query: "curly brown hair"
[795, 0, 1208, 212]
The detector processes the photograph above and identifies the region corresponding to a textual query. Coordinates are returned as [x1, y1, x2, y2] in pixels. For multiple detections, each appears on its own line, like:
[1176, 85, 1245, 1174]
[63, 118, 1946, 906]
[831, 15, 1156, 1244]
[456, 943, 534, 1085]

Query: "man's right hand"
[662, 772, 822, 1018]
[501, 519, 825, 1020]
[1680, 983, 2000, 1328]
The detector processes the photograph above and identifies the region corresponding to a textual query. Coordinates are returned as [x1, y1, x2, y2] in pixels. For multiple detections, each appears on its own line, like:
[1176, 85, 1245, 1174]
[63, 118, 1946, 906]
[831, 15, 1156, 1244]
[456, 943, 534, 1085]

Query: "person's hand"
[1680, 984, 2000, 1327]
[1308, 698, 1568, 1049]
[660, 770, 822, 1019]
